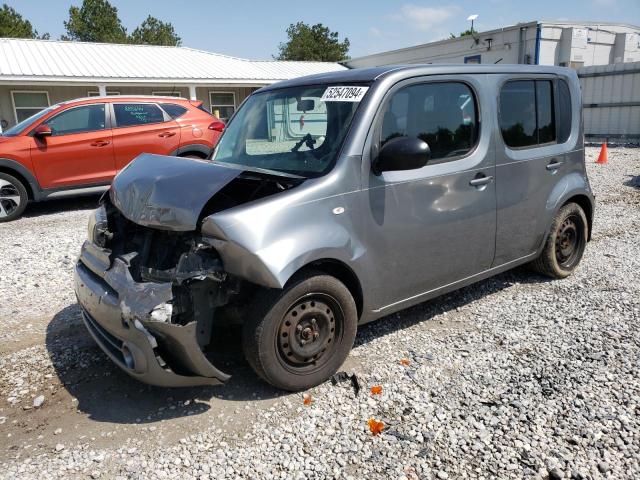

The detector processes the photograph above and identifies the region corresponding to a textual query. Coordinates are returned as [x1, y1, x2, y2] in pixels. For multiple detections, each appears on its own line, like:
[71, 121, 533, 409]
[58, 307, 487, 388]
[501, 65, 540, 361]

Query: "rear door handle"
[469, 175, 494, 187]
[546, 160, 564, 171]
[158, 131, 176, 138]
[90, 140, 110, 147]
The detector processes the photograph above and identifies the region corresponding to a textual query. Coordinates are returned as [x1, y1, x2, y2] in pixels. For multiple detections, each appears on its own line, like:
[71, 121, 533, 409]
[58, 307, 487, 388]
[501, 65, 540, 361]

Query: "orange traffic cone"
[596, 143, 608, 164]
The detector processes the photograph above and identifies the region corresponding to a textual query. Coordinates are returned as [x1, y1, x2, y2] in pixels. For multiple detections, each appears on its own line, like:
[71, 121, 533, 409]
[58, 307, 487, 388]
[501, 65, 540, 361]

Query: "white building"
[346, 21, 640, 69]
[0, 38, 346, 129]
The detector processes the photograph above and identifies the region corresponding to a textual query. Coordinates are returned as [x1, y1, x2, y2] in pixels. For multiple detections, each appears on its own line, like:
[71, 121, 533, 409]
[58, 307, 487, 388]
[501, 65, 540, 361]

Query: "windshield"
[2, 105, 58, 137]
[212, 84, 369, 178]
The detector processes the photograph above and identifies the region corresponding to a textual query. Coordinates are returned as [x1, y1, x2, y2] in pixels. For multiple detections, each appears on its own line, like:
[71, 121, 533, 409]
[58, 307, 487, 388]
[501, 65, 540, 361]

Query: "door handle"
[158, 131, 176, 138]
[90, 140, 110, 147]
[546, 160, 564, 171]
[469, 174, 494, 187]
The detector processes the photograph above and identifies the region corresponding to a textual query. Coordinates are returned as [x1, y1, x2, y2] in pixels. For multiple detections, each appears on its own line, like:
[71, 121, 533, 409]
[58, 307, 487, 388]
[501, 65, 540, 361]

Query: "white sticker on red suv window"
[321, 86, 369, 102]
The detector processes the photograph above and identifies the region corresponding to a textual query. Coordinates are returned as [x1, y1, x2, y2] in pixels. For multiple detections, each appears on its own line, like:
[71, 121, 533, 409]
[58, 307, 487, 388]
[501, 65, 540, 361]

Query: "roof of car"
[259, 64, 577, 91]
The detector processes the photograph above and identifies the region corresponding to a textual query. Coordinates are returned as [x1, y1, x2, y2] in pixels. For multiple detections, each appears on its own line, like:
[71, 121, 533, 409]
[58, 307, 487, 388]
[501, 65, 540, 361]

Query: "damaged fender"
[201, 177, 366, 289]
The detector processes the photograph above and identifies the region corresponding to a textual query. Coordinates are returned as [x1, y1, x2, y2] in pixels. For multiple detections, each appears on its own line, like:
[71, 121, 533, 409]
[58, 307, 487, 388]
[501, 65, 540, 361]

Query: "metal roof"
[0, 38, 346, 84]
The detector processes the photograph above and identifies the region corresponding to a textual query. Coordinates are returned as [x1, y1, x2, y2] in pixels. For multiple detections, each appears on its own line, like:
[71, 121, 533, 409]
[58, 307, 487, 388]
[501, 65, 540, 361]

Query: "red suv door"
[30, 103, 115, 189]
[110, 102, 181, 171]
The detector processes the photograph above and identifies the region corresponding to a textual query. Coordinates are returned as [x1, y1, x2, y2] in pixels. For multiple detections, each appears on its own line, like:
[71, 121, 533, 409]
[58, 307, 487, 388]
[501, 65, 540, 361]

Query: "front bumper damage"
[74, 240, 231, 387]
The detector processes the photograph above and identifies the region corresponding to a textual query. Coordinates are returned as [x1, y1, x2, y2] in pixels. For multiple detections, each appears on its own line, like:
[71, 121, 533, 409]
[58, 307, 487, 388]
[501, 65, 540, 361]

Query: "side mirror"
[208, 120, 225, 132]
[34, 124, 52, 138]
[374, 137, 431, 174]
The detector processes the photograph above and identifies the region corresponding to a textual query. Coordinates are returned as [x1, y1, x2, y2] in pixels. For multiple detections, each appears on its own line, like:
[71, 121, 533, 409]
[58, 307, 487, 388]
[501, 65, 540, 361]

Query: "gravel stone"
[0, 147, 639, 479]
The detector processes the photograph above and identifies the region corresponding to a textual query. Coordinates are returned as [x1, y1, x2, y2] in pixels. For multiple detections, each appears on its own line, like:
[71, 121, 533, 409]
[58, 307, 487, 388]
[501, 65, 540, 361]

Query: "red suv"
[0, 96, 224, 221]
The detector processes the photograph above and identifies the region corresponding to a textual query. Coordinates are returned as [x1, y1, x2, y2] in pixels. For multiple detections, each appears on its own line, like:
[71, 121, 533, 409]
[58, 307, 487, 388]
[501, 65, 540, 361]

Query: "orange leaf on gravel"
[368, 418, 385, 436]
[302, 394, 313, 406]
[370, 385, 383, 395]
[400, 358, 410, 366]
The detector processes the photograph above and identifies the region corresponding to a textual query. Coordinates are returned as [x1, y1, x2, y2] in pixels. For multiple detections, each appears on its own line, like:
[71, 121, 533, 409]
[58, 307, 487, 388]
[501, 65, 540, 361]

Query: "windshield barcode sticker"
[321, 86, 369, 102]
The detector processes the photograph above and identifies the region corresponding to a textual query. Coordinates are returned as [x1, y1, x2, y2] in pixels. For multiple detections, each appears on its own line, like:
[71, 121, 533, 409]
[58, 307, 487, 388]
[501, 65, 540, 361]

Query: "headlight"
[87, 205, 110, 248]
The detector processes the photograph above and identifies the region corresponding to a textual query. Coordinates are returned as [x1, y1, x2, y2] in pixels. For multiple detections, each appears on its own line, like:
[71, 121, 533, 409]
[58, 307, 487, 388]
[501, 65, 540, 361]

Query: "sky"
[4, 0, 640, 60]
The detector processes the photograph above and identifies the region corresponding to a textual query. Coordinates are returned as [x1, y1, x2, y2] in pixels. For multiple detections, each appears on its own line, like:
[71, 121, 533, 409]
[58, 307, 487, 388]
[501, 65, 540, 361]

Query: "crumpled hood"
[110, 154, 243, 231]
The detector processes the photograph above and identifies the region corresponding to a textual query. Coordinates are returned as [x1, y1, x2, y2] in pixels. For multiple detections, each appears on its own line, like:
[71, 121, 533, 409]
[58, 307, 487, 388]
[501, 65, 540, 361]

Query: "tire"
[180, 153, 204, 159]
[0, 172, 28, 222]
[531, 202, 588, 279]
[242, 270, 358, 391]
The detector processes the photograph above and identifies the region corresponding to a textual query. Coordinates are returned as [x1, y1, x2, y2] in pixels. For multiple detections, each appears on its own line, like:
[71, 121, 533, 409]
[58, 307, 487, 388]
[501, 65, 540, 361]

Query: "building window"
[499, 80, 556, 148]
[11, 91, 50, 123]
[464, 55, 481, 64]
[87, 91, 121, 96]
[209, 91, 236, 121]
[152, 91, 183, 97]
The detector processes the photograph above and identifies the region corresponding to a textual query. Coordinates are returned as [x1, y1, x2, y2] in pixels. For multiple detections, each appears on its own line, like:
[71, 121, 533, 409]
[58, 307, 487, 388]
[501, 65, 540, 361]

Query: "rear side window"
[46, 104, 106, 136]
[557, 79, 572, 143]
[113, 103, 165, 127]
[380, 81, 479, 161]
[160, 103, 188, 119]
[499, 80, 556, 148]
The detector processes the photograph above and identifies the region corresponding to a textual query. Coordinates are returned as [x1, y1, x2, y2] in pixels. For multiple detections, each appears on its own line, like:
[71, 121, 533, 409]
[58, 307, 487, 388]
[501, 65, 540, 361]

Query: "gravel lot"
[1, 146, 639, 479]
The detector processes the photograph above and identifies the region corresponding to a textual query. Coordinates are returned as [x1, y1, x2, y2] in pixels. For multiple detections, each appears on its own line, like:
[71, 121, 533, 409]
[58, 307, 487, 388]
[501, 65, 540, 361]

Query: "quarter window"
[380, 82, 479, 161]
[12, 91, 49, 123]
[210, 92, 236, 121]
[557, 79, 572, 143]
[46, 104, 106, 136]
[113, 103, 165, 127]
[160, 104, 188, 119]
[499, 80, 557, 148]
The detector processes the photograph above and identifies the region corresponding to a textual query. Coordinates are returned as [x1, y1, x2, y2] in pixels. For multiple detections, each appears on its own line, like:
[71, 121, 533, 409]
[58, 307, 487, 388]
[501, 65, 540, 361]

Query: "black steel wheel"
[531, 202, 588, 279]
[276, 294, 343, 375]
[554, 214, 583, 268]
[243, 270, 357, 391]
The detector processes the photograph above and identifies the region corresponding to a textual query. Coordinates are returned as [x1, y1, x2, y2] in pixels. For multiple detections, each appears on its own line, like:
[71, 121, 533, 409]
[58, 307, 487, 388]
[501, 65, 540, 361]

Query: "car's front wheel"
[531, 202, 588, 279]
[0, 172, 28, 222]
[242, 271, 357, 391]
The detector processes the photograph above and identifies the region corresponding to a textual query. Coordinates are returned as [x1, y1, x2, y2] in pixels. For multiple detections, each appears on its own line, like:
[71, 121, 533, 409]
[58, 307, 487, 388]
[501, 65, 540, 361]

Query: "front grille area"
[82, 308, 125, 365]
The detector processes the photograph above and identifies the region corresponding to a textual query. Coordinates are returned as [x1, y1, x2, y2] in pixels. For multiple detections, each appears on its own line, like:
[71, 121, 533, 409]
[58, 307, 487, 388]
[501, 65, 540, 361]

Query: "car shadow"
[624, 175, 640, 190]
[45, 304, 286, 425]
[45, 266, 549, 425]
[23, 194, 102, 218]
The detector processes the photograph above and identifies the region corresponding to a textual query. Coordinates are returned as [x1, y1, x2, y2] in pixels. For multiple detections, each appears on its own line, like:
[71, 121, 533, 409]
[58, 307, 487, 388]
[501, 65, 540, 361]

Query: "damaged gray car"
[74, 65, 594, 390]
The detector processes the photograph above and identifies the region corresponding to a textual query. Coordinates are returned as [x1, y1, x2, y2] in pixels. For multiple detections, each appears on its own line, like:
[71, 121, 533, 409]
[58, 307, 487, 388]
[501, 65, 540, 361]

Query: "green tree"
[62, 0, 127, 43]
[0, 4, 48, 39]
[129, 15, 181, 46]
[450, 29, 474, 39]
[275, 22, 349, 62]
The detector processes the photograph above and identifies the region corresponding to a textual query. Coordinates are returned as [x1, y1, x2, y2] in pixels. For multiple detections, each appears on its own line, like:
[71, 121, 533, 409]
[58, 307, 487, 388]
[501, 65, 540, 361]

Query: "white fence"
[578, 61, 640, 142]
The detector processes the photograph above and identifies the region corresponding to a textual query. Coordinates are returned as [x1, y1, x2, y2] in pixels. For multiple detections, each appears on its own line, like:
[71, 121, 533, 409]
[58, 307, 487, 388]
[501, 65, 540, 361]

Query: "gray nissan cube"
[74, 65, 594, 391]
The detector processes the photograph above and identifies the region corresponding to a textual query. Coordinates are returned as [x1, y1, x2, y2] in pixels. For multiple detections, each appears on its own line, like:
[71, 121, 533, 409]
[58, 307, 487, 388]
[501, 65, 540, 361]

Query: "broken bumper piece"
[74, 240, 231, 388]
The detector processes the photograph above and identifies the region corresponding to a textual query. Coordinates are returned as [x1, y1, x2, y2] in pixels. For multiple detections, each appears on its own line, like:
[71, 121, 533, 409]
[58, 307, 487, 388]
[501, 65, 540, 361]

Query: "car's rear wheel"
[242, 271, 357, 391]
[531, 202, 588, 279]
[0, 173, 28, 222]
